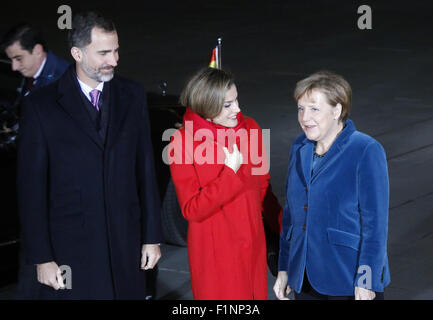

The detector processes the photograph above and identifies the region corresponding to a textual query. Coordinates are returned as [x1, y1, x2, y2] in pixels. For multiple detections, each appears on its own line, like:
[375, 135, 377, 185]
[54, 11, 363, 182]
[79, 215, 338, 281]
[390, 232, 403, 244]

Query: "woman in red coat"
[169, 68, 275, 299]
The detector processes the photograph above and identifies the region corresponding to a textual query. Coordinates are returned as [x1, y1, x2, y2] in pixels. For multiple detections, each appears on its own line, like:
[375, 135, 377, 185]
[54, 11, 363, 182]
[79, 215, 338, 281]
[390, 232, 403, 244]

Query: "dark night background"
[1, 0, 432, 299]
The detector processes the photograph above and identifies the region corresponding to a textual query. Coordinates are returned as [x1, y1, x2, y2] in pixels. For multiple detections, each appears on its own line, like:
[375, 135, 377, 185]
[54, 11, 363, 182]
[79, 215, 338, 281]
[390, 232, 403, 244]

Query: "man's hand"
[273, 271, 291, 300]
[355, 286, 376, 300]
[141, 244, 162, 270]
[37, 261, 65, 290]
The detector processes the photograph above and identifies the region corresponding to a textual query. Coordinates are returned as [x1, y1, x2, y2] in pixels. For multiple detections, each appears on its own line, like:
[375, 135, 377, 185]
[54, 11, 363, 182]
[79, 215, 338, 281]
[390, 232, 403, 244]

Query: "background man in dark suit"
[1, 23, 69, 299]
[17, 11, 162, 299]
[1, 23, 69, 106]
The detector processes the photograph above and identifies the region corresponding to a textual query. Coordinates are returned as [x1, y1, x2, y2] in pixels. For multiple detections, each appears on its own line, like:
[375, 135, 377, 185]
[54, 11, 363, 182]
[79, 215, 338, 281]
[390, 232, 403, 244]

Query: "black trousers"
[294, 272, 384, 300]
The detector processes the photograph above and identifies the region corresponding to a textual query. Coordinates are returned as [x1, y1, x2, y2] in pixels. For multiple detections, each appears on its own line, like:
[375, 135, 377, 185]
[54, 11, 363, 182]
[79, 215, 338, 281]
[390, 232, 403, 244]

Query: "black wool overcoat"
[17, 66, 163, 299]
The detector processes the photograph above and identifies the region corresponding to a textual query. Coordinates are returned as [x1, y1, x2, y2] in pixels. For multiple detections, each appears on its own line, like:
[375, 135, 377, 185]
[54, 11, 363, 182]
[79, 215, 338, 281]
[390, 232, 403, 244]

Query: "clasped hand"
[223, 144, 243, 173]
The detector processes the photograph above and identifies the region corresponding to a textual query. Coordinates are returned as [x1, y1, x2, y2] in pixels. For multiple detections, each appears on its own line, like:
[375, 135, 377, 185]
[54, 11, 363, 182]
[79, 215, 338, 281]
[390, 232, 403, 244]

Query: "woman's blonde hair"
[180, 68, 235, 119]
[294, 71, 352, 122]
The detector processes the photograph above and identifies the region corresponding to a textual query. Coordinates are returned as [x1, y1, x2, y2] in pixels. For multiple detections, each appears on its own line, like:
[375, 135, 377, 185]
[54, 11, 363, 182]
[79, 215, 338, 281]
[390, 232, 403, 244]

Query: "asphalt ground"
[0, 0, 432, 300]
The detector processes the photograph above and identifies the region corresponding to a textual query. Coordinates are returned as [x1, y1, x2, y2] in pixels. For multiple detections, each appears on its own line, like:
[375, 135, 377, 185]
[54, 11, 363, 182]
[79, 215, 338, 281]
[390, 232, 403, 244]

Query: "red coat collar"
[183, 107, 247, 138]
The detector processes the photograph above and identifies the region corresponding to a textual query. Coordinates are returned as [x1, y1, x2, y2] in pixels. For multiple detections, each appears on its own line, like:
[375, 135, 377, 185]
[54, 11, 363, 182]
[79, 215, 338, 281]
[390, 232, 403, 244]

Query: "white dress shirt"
[33, 57, 47, 80]
[76, 77, 104, 103]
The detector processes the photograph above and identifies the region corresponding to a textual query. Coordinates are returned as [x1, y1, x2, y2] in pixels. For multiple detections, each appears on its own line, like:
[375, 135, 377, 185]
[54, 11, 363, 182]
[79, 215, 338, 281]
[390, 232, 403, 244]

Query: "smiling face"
[212, 84, 240, 127]
[72, 27, 119, 87]
[297, 89, 342, 144]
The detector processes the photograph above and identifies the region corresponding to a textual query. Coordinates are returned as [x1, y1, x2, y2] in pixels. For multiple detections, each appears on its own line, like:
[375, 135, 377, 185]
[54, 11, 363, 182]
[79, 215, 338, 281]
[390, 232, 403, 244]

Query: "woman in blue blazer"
[274, 71, 390, 300]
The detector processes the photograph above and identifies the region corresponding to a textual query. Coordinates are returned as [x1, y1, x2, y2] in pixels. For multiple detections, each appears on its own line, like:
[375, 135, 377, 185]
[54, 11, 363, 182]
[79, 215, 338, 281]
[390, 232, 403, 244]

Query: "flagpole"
[217, 37, 222, 69]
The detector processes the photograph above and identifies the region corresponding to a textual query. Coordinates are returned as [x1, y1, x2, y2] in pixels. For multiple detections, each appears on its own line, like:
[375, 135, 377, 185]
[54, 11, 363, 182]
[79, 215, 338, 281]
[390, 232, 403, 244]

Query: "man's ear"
[32, 44, 44, 56]
[334, 103, 342, 120]
[70, 46, 82, 62]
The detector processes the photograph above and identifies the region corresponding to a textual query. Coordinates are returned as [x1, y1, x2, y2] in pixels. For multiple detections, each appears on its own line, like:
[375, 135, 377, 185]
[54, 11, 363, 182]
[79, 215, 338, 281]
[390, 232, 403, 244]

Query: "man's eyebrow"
[97, 50, 112, 54]
[97, 47, 119, 54]
[11, 55, 22, 59]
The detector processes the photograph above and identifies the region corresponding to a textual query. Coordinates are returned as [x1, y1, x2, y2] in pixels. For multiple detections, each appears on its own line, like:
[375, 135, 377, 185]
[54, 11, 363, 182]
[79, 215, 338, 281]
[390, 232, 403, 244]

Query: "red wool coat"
[169, 109, 270, 299]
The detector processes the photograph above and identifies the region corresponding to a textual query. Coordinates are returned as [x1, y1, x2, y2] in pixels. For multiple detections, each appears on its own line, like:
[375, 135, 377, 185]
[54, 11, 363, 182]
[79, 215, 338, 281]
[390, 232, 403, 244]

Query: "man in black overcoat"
[16, 11, 163, 299]
[1, 23, 69, 299]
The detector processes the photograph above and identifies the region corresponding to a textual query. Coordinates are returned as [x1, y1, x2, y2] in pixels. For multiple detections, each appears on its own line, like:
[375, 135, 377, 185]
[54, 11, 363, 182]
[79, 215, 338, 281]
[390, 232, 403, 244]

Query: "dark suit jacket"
[17, 65, 163, 299]
[33, 51, 69, 90]
[17, 50, 69, 99]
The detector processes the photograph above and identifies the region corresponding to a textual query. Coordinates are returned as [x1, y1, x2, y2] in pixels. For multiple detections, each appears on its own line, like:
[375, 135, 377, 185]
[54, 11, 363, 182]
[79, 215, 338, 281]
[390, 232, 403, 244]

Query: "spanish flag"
[209, 48, 217, 68]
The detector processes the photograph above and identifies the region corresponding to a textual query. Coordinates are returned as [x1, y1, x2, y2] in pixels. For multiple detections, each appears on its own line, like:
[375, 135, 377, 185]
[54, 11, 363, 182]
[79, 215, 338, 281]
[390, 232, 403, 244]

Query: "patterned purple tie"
[89, 89, 100, 111]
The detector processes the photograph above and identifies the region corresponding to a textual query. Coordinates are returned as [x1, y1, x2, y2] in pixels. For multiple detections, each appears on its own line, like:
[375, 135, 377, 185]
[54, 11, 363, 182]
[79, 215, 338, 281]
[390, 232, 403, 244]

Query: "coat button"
[302, 225, 306, 231]
[305, 187, 308, 192]
[304, 205, 308, 211]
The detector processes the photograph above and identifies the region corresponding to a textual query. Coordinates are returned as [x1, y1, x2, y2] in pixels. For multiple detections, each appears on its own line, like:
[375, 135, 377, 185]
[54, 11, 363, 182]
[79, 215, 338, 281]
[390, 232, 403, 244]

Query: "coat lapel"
[36, 51, 55, 89]
[105, 77, 130, 150]
[298, 139, 314, 186]
[310, 120, 356, 183]
[310, 140, 342, 183]
[56, 66, 104, 150]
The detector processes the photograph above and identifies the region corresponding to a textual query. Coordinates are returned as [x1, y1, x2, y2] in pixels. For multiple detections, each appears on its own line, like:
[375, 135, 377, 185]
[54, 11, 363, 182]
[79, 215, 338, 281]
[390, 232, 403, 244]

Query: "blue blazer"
[34, 50, 69, 89]
[278, 120, 390, 296]
[17, 50, 69, 96]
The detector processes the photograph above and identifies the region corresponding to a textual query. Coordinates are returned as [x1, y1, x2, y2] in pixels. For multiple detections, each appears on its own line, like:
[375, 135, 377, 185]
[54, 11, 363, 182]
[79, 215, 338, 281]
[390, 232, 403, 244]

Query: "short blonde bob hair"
[294, 71, 352, 122]
[180, 68, 235, 119]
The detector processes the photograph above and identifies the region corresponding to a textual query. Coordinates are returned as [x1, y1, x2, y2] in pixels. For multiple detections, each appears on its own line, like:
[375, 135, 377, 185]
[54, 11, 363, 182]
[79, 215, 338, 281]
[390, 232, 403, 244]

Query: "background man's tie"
[24, 77, 35, 96]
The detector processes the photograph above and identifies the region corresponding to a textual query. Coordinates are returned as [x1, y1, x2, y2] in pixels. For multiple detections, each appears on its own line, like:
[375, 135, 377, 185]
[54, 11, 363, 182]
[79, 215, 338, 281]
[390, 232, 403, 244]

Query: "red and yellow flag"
[209, 48, 217, 68]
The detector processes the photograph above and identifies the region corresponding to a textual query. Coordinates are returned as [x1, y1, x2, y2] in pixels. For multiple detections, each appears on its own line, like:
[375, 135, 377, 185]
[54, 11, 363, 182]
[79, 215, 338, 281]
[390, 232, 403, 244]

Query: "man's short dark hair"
[68, 11, 116, 49]
[0, 23, 47, 53]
